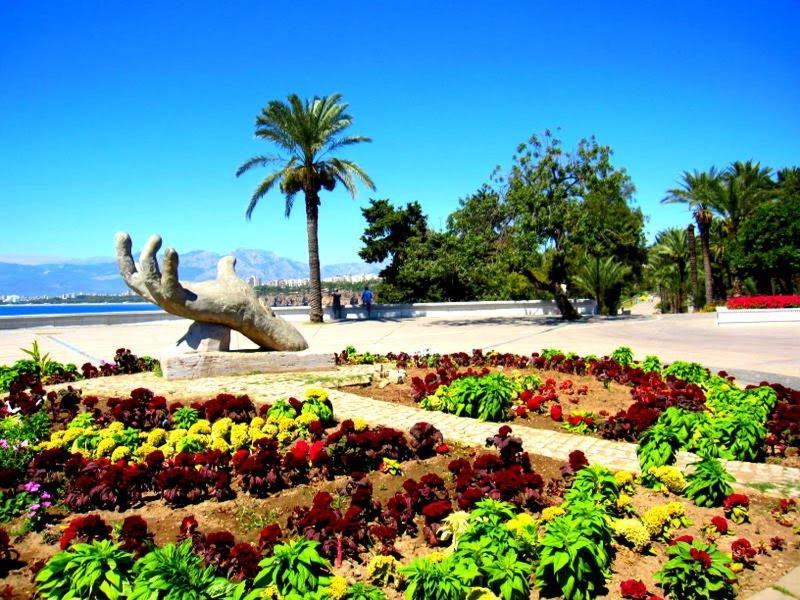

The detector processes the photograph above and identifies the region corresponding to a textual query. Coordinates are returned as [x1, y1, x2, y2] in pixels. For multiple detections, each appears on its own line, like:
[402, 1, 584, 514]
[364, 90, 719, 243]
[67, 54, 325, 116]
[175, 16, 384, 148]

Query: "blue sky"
[1, 1, 798, 266]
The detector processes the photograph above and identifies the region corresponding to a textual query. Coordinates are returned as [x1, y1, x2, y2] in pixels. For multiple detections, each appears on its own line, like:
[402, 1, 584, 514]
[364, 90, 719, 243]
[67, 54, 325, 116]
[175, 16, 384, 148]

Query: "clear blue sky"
[1, 1, 798, 266]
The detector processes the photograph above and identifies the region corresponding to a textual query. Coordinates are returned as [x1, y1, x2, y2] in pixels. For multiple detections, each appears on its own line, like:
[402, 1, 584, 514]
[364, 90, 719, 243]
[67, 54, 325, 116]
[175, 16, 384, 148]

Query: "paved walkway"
[48, 368, 800, 496]
[4, 312, 800, 385]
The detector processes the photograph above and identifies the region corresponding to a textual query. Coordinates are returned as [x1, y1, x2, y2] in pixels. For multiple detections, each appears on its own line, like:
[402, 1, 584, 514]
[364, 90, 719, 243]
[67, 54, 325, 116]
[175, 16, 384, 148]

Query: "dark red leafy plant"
[60, 514, 112, 549]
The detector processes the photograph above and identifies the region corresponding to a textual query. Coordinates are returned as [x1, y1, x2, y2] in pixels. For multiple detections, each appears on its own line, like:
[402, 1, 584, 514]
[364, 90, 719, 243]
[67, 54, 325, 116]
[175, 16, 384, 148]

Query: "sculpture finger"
[161, 247, 185, 301]
[139, 234, 163, 289]
[115, 232, 137, 281]
[216, 256, 239, 280]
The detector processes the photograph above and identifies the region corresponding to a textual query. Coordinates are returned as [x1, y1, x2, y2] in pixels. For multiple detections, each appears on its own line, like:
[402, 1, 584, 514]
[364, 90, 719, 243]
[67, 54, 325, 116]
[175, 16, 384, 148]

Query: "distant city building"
[246, 275, 261, 287]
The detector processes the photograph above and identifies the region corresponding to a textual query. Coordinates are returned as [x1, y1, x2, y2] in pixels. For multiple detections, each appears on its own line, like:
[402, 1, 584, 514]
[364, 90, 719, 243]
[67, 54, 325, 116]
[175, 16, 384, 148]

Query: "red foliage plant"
[726, 295, 800, 310]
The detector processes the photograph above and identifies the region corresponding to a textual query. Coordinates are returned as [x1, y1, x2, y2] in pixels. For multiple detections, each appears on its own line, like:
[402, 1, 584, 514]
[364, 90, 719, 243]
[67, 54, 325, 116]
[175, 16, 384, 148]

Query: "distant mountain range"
[0, 249, 379, 297]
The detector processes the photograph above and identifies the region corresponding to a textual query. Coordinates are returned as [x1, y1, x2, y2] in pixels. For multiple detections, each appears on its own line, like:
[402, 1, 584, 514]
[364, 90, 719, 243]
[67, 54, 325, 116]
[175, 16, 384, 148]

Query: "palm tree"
[572, 255, 630, 315]
[236, 94, 375, 322]
[662, 169, 722, 305]
[686, 224, 698, 309]
[652, 228, 689, 312]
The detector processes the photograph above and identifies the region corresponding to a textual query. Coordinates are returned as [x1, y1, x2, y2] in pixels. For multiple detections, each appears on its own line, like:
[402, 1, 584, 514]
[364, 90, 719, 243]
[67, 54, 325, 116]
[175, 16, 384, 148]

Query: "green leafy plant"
[246, 538, 332, 598]
[130, 541, 234, 600]
[342, 582, 387, 600]
[401, 556, 466, 600]
[637, 422, 681, 485]
[172, 407, 200, 429]
[301, 395, 334, 426]
[685, 457, 735, 507]
[564, 465, 619, 509]
[35, 540, 135, 599]
[610, 346, 634, 366]
[662, 361, 708, 384]
[536, 515, 610, 600]
[439, 373, 517, 422]
[654, 539, 736, 600]
[21, 341, 53, 374]
[640, 355, 662, 373]
[266, 399, 297, 420]
[0, 411, 51, 470]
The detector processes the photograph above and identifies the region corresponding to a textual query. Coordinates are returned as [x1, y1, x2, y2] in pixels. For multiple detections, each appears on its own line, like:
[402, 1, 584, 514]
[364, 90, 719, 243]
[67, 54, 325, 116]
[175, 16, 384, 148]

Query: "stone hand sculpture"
[115, 232, 308, 351]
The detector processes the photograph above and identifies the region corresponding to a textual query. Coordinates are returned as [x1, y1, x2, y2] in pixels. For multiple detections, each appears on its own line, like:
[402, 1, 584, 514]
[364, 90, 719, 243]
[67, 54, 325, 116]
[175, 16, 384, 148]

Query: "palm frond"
[245, 169, 284, 220]
[235, 155, 283, 178]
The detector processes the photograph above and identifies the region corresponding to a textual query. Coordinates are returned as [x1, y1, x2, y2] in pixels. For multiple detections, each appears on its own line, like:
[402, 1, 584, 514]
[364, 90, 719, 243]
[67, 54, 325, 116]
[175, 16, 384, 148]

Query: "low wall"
[0, 299, 597, 329]
[716, 306, 800, 324]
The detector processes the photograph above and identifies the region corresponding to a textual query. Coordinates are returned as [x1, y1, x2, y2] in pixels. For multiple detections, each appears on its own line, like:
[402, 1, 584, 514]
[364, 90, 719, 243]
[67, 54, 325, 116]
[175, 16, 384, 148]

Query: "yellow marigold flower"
[158, 443, 175, 457]
[365, 555, 403, 588]
[326, 575, 348, 599]
[49, 430, 65, 443]
[95, 437, 117, 457]
[111, 446, 131, 462]
[305, 388, 328, 401]
[352, 418, 368, 432]
[168, 429, 187, 445]
[134, 443, 158, 458]
[642, 505, 670, 538]
[649, 466, 687, 494]
[277, 416, 295, 433]
[665, 501, 686, 517]
[147, 428, 167, 447]
[249, 427, 268, 443]
[612, 518, 651, 553]
[184, 433, 210, 449]
[107, 421, 124, 433]
[211, 418, 233, 439]
[614, 470, 636, 491]
[467, 588, 500, 600]
[294, 412, 317, 427]
[188, 420, 211, 435]
[249, 416, 266, 430]
[230, 423, 250, 449]
[541, 506, 566, 522]
[731, 562, 744, 573]
[425, 549, 453, 563]
[276, 431, 293, 446]
[261, 423, 278, 437]
[506, 512, 537, 533]
[210, 437, 230, 452]
[63, 428, 86, 443]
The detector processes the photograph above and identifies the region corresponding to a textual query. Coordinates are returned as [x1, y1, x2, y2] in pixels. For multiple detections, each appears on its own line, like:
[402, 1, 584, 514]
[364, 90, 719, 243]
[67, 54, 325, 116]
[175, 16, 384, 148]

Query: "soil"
[2, 437, 798, 599]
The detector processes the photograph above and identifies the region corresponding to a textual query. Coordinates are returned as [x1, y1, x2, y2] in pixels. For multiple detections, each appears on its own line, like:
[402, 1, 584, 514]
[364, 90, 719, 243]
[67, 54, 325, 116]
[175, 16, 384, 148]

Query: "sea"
[0, 303, 163, 317]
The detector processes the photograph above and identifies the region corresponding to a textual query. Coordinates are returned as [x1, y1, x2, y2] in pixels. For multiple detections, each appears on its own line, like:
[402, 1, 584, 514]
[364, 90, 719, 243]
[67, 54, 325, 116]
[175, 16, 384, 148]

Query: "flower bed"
[341, 347, 800, 467]
[726, 295, 800, 310]
[1, 414, 798, 599]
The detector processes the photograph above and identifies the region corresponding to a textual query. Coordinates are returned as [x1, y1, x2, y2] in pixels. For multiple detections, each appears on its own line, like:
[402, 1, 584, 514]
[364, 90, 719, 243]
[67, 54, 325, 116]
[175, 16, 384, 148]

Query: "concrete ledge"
[161, 351, 336, 380]
[716, 306, 800, 324]
[0, 299, 597, 329]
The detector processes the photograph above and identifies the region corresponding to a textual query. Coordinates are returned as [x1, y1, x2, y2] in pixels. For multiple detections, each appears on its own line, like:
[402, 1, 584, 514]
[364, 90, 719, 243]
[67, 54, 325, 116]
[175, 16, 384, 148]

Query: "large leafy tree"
[662, 169, 723, 305]
[571, 256, 630, 315]
[499, 130, 637, 319]
[236, 93, 375, 322]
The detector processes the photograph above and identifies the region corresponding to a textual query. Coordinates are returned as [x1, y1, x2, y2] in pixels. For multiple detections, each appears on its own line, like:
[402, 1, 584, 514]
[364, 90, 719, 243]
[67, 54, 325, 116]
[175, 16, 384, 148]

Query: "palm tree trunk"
[698, 222, 714, 306]
[304, 191, 324, 323]
[686, 224, 698, 308]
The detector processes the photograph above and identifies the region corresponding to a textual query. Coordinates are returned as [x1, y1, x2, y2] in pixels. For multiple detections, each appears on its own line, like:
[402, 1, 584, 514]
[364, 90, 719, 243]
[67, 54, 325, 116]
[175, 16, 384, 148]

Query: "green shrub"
[0, 411, 51, 470]
[610, 346, 634, 366]
[662, 361, 709, 384]
[401, 557, 465, 600]
[439, 373, 517, 422]
[654, 539, 736, 600]
[536, 515, 610, 600]
[301, 395, 334, 426]
[685, 457, 735, 507]
[266, 399, 297, 420]
[342, 582, 386, 600]
[35, 540, 135, 599]
[640, 355, 662, 373]
[130, 541, 234, 600]
[637, 422, 681, 484]
[171, 407, 200, 429]
[564, 465, 619, 509]
[246, 538, 331, 598]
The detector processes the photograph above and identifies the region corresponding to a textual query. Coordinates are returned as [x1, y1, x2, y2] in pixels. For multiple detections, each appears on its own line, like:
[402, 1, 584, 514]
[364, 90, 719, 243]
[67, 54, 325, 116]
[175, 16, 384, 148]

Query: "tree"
[662, 169, 722, 305]
[777, 167, 800, 200]
[236, 94, 374, 322]
[686, 224, 698, 308]
[499, 130, 636, 319]
[650, 228, 689, 312]
[730, 197, 800, 293]
[571, 255, 630, 315]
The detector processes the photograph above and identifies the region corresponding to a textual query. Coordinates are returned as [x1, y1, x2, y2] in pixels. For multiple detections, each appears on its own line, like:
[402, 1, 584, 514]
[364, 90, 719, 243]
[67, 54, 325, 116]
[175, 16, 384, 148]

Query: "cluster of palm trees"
[653, 162, 797, 311]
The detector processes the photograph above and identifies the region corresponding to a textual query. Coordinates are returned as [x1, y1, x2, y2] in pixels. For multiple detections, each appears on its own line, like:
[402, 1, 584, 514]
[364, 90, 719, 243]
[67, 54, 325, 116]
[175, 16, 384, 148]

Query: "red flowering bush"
[726, 295, 800, 310]
[619, 579, 649, 599]
[731, 537, 757, 567]
[118, 515, 153, 556]
[723, 493, 750, 524]
[710, 516, 729, 535]
[550, 405, 563, 421]
[59, 514, 112, 549]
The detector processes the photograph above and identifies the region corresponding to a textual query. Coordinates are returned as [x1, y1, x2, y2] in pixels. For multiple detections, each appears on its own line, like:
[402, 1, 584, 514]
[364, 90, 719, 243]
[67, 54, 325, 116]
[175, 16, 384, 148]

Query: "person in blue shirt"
[361, 286, 374, 319]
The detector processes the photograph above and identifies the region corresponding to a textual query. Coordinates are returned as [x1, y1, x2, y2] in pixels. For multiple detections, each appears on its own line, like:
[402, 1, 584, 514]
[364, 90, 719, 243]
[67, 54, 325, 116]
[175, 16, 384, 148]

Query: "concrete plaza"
[1, 311, 798, 386]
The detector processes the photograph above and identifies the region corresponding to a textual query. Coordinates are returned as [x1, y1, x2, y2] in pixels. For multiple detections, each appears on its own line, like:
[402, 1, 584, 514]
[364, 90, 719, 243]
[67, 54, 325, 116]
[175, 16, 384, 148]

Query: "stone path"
[50, 368, 800, 496]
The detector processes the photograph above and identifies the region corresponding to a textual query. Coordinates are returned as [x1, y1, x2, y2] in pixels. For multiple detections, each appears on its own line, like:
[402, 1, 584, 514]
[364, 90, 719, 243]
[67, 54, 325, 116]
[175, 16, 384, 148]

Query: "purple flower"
[0, 439, 9, 449]
[23, 481, 41, 493]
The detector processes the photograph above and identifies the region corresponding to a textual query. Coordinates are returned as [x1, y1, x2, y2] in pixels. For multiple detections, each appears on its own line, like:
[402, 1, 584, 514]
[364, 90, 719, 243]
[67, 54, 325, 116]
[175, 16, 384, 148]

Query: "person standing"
[332, 289, 343, 320]
[361, 286, 374, 319]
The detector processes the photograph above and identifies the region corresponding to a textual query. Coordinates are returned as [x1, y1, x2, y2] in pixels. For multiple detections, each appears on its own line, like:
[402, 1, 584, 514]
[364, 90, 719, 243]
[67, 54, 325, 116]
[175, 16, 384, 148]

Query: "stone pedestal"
[175, 321, 231, 352]
[162, 351, 336, 380]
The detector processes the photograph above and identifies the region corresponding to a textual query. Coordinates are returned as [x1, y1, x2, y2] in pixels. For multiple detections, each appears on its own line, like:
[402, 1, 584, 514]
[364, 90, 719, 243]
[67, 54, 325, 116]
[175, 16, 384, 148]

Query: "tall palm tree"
[686, 224, 698, 309]
[652, 228, 689, 312]
[236, 94, 375, 323]
[662, 169, 722, 305]
[572, 255, 630, 315]
[716, 161, 774, 295]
